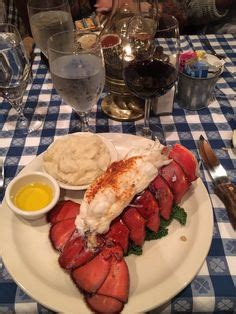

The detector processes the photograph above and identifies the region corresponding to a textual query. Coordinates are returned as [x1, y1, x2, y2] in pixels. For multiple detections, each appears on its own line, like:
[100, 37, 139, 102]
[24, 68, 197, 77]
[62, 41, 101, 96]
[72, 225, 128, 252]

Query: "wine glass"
[47, 30, 105, 132]
[123, 14, 180, 139]
[0, 23, 42, 134]
[140, 0, 158, 35]
[27, 0, 74, 58]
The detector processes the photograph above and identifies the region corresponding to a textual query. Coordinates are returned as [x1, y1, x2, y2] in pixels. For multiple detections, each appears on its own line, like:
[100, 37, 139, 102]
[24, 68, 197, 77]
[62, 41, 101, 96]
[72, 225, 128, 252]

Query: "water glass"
[27, 0, 74, 57]
[47, 31, 105, 132]
[0, 23, 42, 133]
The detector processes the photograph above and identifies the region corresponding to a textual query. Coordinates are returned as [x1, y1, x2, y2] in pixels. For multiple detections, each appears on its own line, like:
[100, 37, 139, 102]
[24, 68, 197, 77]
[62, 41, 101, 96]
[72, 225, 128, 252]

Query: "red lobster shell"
[47, 143, 198, 313]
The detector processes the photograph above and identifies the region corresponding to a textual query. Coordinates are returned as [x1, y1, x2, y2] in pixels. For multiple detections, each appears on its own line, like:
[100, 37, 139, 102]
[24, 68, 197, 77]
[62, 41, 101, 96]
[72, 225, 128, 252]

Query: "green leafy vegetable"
[157, 227, 169, 239]
[145, 226, 168, 241]
[126, 242, 143, 256]
[145, 228, 159, 241]
[160, 217, 172, 228]
[171, 205, 187, 225]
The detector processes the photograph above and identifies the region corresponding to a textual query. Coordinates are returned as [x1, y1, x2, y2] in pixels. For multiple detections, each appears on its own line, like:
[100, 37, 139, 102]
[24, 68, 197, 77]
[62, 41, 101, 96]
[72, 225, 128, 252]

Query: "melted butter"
[14, 182, 53, 211]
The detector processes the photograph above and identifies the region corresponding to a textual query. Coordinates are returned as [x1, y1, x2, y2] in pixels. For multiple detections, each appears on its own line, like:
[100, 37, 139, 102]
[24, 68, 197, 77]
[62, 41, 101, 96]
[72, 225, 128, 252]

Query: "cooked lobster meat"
[75, 141, 171, 237]
[47, 142, 198, 313]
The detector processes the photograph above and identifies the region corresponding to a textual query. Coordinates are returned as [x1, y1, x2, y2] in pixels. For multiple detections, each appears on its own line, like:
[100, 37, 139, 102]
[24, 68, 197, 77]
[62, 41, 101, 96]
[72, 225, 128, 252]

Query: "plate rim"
[0, 133, 213, 313]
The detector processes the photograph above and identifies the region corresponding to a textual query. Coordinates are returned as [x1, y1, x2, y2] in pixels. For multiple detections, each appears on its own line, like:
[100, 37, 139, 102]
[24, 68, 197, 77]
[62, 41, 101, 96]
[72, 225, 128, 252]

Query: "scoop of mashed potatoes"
[43, 134, 111, 186]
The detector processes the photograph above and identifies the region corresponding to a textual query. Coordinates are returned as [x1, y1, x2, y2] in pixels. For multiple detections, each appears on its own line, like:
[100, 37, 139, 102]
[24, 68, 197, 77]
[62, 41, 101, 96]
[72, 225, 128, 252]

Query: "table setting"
[0, 1, 236, 312]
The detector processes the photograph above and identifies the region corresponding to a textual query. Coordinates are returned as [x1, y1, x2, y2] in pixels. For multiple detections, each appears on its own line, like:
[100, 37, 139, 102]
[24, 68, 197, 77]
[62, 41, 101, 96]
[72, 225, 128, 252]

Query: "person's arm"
[182, 0, 232, 26]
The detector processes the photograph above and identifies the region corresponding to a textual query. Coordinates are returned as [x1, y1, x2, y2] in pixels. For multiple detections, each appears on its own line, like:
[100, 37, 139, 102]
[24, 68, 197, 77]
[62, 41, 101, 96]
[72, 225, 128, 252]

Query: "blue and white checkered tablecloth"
[0, 34, 235, 313]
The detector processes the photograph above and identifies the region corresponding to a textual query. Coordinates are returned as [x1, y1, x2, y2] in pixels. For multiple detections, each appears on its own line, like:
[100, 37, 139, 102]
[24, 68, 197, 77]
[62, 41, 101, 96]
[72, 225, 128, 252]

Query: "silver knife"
[198, 135, 236, 230]
[0, 158, 4, 191]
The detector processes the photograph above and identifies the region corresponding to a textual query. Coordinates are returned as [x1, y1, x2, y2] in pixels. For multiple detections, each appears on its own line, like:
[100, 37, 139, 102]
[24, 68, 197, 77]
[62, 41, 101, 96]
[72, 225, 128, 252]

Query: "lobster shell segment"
[59, 234, 96, 270]
[49, 218, 76, 251]
[47, 200, 80, 225]
[86, 294, 124, 314]
[134, 190, 159, 219]
[169, 143, 198, 182]
[159, 160, 190, 204]
[98, 256, 129, 303]
[149, 175, 174, 220]
[122, 207, 146, 246]
[71, 251, 112, 293]
[146, 208, 160, 232]
[134, 190, 160, 232]
[104, 219, 130, 254]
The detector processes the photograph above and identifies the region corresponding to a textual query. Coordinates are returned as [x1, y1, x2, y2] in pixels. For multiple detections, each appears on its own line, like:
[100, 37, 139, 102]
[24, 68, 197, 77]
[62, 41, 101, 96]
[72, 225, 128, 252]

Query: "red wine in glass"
[123, 14, 180, 140]
[123, 59, 177, 99]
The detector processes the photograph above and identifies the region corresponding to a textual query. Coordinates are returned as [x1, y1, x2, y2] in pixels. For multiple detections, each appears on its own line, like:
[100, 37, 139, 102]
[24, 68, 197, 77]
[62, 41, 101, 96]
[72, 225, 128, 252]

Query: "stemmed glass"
[0, 23, 42, 133]
[140, 0, 159, 35]
[27, 0, 74, 58]
[47, 31, 105, 132]
[123, 14, 180, 139]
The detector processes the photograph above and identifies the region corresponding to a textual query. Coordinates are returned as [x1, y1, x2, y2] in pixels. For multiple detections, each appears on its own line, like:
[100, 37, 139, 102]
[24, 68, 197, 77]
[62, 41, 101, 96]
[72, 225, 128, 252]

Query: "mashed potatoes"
[43, 134, 111, 186]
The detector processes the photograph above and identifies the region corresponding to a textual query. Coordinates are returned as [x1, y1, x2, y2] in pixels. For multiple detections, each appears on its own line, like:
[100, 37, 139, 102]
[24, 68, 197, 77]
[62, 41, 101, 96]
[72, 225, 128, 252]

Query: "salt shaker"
[152, 85, 176, 115]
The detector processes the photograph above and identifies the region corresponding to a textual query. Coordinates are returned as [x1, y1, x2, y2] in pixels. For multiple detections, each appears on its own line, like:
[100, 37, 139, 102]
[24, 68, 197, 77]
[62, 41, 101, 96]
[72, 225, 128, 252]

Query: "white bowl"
[5, 171, 60, 220]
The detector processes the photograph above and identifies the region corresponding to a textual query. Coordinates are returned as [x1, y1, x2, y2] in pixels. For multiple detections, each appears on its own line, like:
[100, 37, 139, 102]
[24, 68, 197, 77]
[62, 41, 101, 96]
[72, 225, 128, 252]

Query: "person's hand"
[23, 36, 35, 62]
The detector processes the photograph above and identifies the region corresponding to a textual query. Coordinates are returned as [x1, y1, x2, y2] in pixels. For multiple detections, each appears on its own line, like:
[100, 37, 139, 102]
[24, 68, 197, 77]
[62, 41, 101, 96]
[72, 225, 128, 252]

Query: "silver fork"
[0, 158, 5, 191]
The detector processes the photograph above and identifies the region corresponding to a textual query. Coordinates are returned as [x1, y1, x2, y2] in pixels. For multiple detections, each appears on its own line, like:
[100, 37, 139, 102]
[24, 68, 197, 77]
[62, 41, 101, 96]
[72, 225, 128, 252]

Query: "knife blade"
[198, 135, 236, 230]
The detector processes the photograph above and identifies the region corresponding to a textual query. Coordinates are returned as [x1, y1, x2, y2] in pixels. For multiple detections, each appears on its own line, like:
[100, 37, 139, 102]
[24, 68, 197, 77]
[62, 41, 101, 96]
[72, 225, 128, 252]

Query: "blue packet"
[184, 65, 194, 77]
[192, 61, 208, 78]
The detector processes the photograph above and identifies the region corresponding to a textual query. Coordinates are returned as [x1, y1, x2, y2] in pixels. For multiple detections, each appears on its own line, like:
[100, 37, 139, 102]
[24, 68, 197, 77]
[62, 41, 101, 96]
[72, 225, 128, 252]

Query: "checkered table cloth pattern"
[0, 34, 235, 313]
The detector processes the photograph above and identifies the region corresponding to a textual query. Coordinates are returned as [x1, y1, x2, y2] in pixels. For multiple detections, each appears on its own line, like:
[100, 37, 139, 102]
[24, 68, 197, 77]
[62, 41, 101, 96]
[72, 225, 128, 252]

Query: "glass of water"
[27, 0, 74, 57]
[47, 31, 105, 132]
[0, 23, 42, 133]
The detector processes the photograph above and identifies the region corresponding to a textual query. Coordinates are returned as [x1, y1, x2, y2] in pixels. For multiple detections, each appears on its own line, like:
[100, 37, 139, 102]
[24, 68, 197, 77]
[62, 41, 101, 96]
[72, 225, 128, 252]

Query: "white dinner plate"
[0, 133, 213, 314]
[42, 132, 118, 190]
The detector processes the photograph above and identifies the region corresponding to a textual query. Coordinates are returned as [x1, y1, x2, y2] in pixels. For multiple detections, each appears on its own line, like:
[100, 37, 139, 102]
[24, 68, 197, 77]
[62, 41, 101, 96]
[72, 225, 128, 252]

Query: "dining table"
[0, 34, 235, 314]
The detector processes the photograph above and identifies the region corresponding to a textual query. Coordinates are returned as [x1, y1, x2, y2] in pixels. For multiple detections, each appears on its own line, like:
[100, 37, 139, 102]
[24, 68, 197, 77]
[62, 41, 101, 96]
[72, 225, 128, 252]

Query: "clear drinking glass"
[27, 0, 74, 57]
[140, 0, 158, 35]
[123, 14, 180, 139]
[47, 31, 105, 132]
[0, 23, 42, 133]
